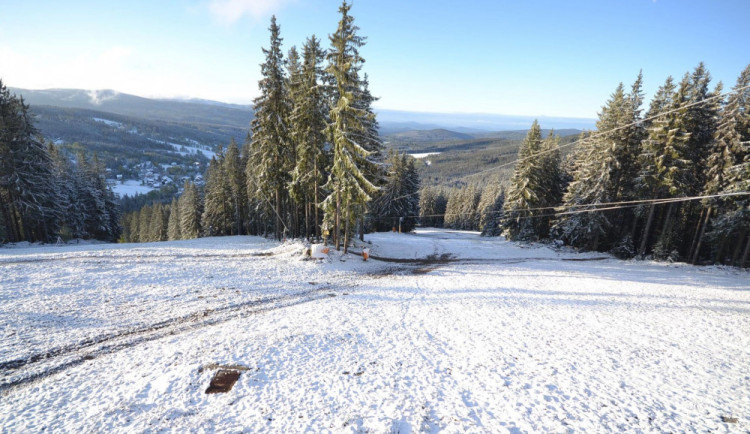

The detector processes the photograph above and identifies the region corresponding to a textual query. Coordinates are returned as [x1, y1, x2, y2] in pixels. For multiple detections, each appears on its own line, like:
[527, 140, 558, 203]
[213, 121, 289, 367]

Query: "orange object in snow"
[362, 247, 370, 261]
[311, 244, 330, 259]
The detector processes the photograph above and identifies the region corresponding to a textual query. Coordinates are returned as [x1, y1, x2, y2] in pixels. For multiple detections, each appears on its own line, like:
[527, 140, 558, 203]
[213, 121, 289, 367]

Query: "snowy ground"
[111, 180, 156, 198]
[409, 152, 441, 159]
[1, 229, 748, 432]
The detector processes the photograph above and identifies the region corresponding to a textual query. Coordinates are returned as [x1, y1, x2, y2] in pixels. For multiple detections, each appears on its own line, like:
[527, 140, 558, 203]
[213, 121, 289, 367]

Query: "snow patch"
[1, 230, 748, 432]
[409, 152, 441, 159]
[92, 117, 123, 128]
[111, 180, 156, 197]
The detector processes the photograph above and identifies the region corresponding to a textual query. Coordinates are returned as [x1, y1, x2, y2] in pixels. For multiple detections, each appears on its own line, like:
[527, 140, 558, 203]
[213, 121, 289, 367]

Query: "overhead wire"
[461, 83, 750, 181]
[393, 191, 750, 221]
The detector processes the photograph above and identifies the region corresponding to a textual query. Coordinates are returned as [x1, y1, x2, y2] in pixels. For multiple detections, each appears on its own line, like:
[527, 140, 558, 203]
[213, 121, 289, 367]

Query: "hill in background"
[11, 87, 588, 194]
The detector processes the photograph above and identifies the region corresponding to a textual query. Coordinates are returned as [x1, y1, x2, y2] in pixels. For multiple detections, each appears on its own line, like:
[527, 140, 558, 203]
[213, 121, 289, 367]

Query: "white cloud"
[208, 0, 292, 24]
[0, 42, 259, 105]
[0, 44, 136, 92]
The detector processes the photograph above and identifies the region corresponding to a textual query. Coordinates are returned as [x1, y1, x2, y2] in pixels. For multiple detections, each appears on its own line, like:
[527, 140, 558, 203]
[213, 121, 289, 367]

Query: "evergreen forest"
[1, 2, 748, 267]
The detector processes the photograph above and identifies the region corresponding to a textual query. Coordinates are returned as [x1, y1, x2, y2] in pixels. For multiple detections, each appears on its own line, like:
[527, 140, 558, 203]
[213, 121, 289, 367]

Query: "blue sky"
[1, 0, 748, 119]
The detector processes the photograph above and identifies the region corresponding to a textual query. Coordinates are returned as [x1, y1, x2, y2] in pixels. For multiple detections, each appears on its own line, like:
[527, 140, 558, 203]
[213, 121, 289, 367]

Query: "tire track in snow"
[0, 286, 340, 394]
[0, 251, 278, 266]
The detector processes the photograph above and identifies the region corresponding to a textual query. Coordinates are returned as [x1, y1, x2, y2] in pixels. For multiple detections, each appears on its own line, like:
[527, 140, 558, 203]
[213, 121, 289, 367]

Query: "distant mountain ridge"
[11, 88, 254, 128]
[385, 128, 476, 144]
[12, 87, 595, 136]
[9, 87, 589, 190]
[376, 109, 596, 132]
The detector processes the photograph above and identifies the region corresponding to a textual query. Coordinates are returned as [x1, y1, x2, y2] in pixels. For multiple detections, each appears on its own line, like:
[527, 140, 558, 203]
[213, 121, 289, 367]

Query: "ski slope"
[1, 229, 748, 432]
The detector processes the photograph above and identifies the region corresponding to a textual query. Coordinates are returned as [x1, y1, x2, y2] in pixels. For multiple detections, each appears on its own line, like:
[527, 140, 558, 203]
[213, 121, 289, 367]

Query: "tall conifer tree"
[503, 120, 548, 240]
[167, 197, 182, 240]
[323, 1, 381, 251]
[179, 181, 202, 239]
[290, 35, 329, 240]
[247, 16, 292, 241]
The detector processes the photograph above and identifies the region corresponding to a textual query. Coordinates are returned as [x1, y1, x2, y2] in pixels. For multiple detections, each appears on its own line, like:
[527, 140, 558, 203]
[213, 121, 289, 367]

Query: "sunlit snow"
[111, 180, 156, 197]
[1, 229, 748, 432]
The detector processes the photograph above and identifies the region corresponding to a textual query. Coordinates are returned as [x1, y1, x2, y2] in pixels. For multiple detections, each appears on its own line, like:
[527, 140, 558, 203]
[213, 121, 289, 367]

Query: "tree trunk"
[293, 203, 302, 238]
[688, 206, 705, 262]
[656, 202, 676, 255]
[334, 190, 340, 250]
[314, 160, 320, 241]
[10, 201, 24, 242]
[234, 196, 240, 235]
[275, 188, 282, 241]
[740, 235, 750, 269]
[731, 229, 747, 267]
[359, 212, 364, 242]
[714, 235, 727, 264]
[0, 199, 18, 243]
[661, 203, 674, 236]
[344, 203, 350, 254]
[305, 200, 310, 241]
[639, 204, 656, 257]
[691, 206, 711, 265]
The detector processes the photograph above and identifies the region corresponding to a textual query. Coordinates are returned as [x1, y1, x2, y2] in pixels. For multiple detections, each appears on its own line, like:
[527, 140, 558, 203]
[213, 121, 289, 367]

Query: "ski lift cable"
[462, 83, 750, 181]
[419, 190, 750, 217]
[393, 190, 750, 220]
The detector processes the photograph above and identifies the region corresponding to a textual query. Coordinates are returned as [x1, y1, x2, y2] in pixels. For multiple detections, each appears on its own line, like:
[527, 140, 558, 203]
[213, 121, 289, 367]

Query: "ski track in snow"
[1, 230, 749, 432]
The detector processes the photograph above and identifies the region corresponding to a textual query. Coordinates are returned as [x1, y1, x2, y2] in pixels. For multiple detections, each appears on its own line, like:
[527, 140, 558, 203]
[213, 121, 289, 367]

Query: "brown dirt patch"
[205, 369, 241, 394]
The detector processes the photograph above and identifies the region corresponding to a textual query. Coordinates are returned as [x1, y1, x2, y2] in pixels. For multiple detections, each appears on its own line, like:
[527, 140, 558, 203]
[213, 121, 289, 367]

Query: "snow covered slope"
[1, 230, 748, 432]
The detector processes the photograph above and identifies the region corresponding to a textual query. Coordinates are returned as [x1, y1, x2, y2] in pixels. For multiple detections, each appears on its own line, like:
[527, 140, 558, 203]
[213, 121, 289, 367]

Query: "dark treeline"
[500, 64, 749, 267]
[0, 80, 120, 244]
[122, 2, 420, 250]
[418, 184, 505, 236]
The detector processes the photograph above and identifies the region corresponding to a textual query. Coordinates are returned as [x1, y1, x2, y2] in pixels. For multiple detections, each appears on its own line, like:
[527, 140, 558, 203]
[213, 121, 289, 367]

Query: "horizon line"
[9, 85, 598, 122]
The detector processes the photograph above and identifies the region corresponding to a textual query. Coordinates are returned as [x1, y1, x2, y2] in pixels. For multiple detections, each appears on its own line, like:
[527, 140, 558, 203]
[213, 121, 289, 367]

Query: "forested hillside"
[2, 6, 747, 267]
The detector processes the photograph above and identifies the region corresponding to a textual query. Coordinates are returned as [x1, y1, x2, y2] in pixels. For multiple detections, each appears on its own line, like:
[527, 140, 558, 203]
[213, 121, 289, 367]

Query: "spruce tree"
[555, 74, 644, 251]
[502, 120, 547, 241]
[119, 212, 133, 243]
[76, 152, 119, 241]
[702, 64, 750, 266]
[128, 210, 140, 243]
[443, 187, 462, 229]
[289, 35, 330, 240]
[419, 186, 447, 228]
[247, 16, 293, 241]
[478, 184, 504, 236]
[167, 197, 182, 240]
[179, 181, 202, 239]
[444, 185, 481, 231]
[538, 131, 563, 238]
[369, 152, 420, 232]
[651, 75, 694, 260]
[138, 205, 153, 242]
[202, 153, 233, 236]
[0, 80, 60, 242]
[224, 138, 247, 235]
[323, 1, 381, 251]
[553, 132, 610, 249]
[48, 144, 77, 240]
[635, 76, 677, 256]
[149, 203, 168, 242]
